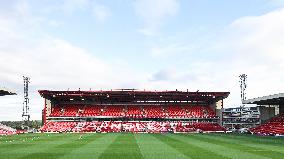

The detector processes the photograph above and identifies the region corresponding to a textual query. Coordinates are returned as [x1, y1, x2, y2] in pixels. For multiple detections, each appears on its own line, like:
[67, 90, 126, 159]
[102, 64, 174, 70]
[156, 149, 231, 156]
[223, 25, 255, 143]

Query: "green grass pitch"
[0, 133, 283, 159]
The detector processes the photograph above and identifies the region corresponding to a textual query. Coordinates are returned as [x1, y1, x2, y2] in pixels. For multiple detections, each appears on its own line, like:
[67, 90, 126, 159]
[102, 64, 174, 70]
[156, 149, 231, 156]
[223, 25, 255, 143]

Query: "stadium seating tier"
[49, 105, 217, 119]
[0, 123, 16, 135]
[40, 121, 225, 133]
[43, 104, 224, 133]
[250, 113, 284, 135]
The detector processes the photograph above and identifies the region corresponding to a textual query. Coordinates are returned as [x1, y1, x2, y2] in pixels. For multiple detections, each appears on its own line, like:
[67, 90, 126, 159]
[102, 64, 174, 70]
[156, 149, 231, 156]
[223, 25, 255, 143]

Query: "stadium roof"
[38, 90, 229, 104]
[243, 93, 284, 105]
[0, 88, 16, 96]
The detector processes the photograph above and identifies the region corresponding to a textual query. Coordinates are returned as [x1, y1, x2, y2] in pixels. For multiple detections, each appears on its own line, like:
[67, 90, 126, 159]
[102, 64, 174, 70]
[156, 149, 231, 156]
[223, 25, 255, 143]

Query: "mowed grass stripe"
[0, 134, 62, 151]
[153, 134, 229, 159]
[196, 133, 284, 154]
[0, 133, 77, 159]
[18, 133, 97, 159]
[188, 134, 284, 159]
[59, 133, 119, 159]
[99, 133, 144, 159]
[1, 133, 284, 159]
[172, 134, 270, 159]
[0, 133, 43, 143]
[135, 134, 188, 159]
[18, 133, 104, 159]
[208, 133, 284, 146]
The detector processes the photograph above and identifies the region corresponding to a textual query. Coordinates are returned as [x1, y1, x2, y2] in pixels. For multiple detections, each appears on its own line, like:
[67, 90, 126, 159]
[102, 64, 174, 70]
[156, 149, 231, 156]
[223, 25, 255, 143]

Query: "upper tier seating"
[62, 105, 79, 116]
[48, 105, 216, 119]
[102, 105, 125, 117]
[250, 113, 284, 135]
[166, 106, 187, 118]
[82, 105, 104, 116]
[125, 106, 143, 118]
[50, 105, 80, 117]
[49, 106, 62, 116]
[143, 105, 166, 118]
[184, 106, 216, 118]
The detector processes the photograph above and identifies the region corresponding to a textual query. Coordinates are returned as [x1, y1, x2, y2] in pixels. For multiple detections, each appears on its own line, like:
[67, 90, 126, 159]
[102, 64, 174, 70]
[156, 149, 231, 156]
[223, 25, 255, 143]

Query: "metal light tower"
[239, 74, 247, 106]
[22, 76, 30, 121]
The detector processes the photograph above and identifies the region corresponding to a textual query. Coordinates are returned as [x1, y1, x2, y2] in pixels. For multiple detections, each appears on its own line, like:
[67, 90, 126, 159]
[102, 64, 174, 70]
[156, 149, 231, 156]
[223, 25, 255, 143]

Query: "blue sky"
[1, 0, 284, 120]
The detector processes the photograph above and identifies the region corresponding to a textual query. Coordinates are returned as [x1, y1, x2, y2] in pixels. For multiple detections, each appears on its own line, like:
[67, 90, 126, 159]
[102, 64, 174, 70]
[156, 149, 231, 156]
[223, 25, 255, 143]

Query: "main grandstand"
[39, 90, 229, 133]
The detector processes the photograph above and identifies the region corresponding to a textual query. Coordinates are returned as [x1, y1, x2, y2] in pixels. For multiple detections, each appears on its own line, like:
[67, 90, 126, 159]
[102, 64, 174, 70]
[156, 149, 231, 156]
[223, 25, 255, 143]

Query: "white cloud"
[209, 7, 284, 106]
[0, 1, 141, 121]
[36, 0, 109, 20]
[92, 3, 111, 22]
[61, 0, 89, 14]
[2, 1, 284, 121]
[228, 8, 284, 61]
[133, 0, 180, 36]
[47, 20, 63, 27]
[0, 33, 145, 120]
[145, 6, 284, 108]
[151, 43, 195, 57]
[270, 0, 284, 6]
[150, 69, 177, 81]
[60, 0, 112, 22]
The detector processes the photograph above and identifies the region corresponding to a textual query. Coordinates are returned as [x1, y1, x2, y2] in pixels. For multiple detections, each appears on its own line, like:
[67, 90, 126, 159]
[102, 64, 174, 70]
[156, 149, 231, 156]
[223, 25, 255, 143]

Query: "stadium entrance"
[39, 90, 229, 133]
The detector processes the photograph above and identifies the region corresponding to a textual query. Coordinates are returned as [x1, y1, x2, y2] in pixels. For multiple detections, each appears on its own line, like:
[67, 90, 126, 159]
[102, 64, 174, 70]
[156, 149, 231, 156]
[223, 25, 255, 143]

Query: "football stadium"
[1, 88, 284, 159]
[1, 1, 284, 159]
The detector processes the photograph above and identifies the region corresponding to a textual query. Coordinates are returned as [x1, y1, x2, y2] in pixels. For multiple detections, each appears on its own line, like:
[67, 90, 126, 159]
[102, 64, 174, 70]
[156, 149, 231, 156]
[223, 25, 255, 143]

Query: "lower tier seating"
[171, 122, 195, 132]
[39, 121, 225, 133]
[39, 122, 77, 132]
[250, 113, 284, 135]
[192, 122, 226, 131]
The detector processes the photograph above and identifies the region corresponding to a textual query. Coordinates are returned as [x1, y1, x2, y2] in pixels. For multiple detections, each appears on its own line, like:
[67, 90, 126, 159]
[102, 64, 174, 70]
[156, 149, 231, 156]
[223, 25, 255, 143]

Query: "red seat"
[250, 113, 284, 135]
[143, 105, 165, 118]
